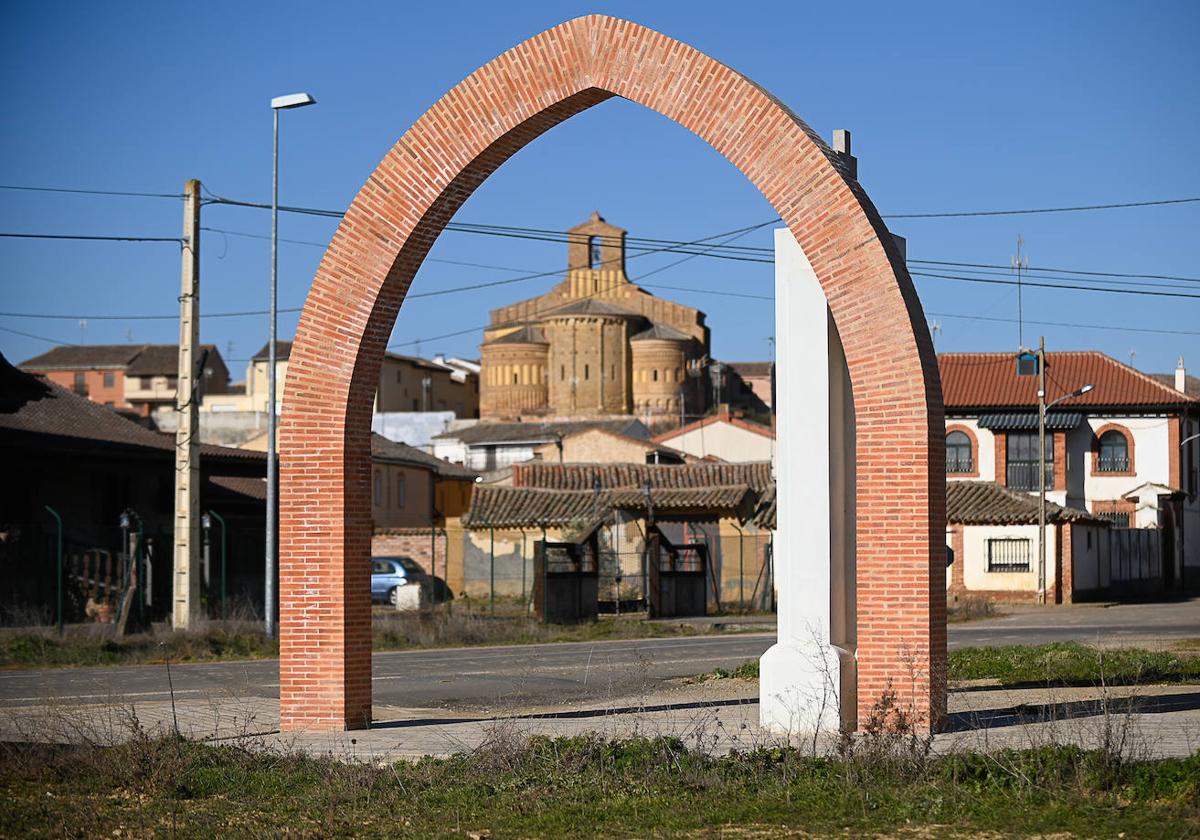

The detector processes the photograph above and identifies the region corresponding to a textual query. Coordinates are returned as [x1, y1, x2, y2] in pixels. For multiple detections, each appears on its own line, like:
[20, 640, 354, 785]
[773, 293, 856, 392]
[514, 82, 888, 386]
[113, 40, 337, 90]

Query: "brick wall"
[278, 14, 945, 732]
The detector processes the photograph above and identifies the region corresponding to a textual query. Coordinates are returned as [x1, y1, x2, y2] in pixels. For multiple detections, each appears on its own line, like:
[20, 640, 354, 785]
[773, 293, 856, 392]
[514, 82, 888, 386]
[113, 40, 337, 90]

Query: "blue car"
[371, 556, 452, 605]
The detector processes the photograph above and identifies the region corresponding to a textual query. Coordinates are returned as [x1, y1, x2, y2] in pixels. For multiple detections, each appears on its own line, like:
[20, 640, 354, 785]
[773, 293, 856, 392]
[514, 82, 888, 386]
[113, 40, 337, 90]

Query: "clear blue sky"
[2, 0, 1197, 380]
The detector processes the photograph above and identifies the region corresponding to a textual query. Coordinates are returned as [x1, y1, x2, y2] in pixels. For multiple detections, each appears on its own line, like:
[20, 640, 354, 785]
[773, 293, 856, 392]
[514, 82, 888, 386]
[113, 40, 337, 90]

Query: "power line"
[0, 184, 183, 200]
[910, 271, 1200, 300]
[0, 324, 79, 346]
[925, 312, 1200, 338]
[883, 196, 1200, 219]
[0, 233, 181, 243]
[909, 258, 1200, 284]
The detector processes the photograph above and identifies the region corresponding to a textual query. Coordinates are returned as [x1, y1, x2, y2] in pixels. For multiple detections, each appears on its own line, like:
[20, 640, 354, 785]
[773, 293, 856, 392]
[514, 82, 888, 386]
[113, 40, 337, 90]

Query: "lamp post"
[1036, 347, 1094, 605]
[266, 91, 316, 639]
[1181, 431, 1199, 592]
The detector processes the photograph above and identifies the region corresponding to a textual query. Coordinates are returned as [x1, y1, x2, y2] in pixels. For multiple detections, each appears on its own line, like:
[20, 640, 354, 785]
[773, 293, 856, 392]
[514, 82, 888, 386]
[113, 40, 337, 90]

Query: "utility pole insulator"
[173, 179, 202, 629]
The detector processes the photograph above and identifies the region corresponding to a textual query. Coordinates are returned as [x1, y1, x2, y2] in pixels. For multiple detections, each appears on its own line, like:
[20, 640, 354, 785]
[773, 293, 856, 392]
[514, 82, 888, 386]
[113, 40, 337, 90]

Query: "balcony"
[1096, 455, 1130, 473]
[1006, 460, 1054, 491]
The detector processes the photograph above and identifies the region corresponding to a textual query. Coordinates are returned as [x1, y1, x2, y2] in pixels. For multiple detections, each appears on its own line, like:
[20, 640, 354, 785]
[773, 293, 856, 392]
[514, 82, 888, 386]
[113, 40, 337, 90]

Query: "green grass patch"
[0, 735, 1195, 838]
[948, 642, 1200, 686]
[0, 612, 721, 669]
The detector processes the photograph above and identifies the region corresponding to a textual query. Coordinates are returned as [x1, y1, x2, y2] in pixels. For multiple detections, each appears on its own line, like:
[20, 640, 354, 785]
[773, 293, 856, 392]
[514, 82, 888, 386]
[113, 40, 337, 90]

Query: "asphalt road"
[1, 600, 1195, 713]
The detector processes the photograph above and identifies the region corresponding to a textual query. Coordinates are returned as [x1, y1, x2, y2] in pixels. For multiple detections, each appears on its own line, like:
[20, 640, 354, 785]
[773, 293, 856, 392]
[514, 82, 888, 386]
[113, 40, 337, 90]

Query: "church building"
[479, 213, 712, 424]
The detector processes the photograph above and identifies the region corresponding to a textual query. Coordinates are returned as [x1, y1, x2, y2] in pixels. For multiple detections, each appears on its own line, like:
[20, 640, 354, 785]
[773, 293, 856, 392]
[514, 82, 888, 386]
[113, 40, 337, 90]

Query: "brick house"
[19, 343, 230, 417]
[941, 352, 1200, 591]
[431, 418, 650, 472]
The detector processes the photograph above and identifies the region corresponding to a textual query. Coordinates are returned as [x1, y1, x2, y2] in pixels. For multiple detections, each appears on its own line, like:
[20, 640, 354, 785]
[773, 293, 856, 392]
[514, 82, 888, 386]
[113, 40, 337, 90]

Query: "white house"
[651, 411, 775, 463]
[940, 352, 1200, 597]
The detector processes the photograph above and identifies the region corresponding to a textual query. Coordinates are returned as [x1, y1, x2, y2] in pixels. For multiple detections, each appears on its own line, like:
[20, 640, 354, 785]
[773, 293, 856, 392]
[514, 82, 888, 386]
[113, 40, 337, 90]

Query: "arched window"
[1098, 430, 1129, 472]
[653, 369, 658, 382]
[588, 236, 601, 268]
[512, 372, 519, 385]
[946, 430, 973, 473]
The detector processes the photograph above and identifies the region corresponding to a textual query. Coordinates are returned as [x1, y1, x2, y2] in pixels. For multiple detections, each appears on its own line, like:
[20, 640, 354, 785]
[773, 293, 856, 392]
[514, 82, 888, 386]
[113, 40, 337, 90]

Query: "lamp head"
[1076, 383, 1096, 397]
[271, 92, 316, 110]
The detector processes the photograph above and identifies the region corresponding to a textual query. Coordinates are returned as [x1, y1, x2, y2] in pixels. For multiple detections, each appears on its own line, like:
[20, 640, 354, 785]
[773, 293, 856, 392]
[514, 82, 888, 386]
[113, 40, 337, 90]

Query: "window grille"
[986, 538, 1031, 572]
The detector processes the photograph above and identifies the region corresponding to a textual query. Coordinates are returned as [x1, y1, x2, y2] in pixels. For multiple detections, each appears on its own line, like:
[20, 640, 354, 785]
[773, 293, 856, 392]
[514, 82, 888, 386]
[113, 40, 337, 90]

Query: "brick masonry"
[278, 15, 946, 731]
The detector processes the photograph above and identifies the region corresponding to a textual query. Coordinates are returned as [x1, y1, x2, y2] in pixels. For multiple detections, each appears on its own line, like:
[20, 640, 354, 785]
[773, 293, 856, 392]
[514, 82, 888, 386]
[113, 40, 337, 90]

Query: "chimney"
[832, 129, 857, 180]
[1176, 356, 1187, 393]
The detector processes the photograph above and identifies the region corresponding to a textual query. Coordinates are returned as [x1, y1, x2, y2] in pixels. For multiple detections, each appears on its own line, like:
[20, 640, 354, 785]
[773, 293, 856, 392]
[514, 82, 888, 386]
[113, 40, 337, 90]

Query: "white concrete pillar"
[759, 229, 857, 735]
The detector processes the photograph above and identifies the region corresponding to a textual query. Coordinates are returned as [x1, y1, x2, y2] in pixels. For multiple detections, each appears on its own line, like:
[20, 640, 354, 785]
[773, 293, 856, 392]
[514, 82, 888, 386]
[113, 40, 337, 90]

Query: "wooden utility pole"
[173, 179, 201, 629]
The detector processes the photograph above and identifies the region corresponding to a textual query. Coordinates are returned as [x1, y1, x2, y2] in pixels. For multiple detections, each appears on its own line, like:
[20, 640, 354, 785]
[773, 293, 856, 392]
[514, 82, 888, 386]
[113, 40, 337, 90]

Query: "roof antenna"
[1011, 235, 1028, 350]
[78, 319, 87, 345]
[929, 320, 942, 348]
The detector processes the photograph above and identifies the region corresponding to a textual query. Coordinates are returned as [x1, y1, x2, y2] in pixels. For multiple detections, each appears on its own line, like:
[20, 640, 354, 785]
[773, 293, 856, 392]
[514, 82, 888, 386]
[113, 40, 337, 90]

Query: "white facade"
[654, 418, 775, 463]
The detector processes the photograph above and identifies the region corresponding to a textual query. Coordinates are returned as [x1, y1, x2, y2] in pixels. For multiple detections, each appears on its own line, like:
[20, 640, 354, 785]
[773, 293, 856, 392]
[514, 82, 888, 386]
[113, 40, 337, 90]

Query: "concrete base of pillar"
[760, 633, 855, 735]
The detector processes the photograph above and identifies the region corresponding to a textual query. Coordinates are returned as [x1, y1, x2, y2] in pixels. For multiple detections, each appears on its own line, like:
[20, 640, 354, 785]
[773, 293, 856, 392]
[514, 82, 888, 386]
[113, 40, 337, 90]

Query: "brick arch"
[1091, 422, 1136, 476]
[279, 14, 945, 732]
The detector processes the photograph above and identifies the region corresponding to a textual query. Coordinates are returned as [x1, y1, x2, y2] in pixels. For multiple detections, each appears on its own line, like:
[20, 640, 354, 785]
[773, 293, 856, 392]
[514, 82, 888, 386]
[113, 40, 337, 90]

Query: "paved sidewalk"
[3, 679, 1196, 762]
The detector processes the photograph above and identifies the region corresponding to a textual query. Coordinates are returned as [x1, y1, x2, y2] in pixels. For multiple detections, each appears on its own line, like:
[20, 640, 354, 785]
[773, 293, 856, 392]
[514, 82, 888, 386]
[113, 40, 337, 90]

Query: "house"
[201, 341, 480, 419]
[369, 433, 478, 530]
[940, 351, 1200, 590]
[0, 353, 263, 621]
[453, 461, 776, 608]
[430, 418, 651, 471]
[19, 343, 230, 417]
[652, 411, 775, 463]
[529, 426, 690, 464]
[946, 480, 1112, 603]
[722, 361, 774, 414]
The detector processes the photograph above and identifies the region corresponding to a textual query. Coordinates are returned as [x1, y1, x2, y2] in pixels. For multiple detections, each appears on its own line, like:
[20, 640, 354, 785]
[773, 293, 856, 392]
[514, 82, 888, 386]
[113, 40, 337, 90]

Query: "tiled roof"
[544, 299, 637, 319]
[126, 344, 220, 375]
[1, 354, 262, 466]
[20, 344, 148, 370]
[252, 340, 293, 362]
[751, 483, 776, 530]
[484, 325, 548, 345]
[947, 481, 1102, 525]
[652, 411, 775, 443]
[1148, 372, 1200, 398]
[727, 362, 773, 378]
[463, 484, 754, 529]
[630, 323, 691, 342]
[433, 419, 648, 445]
[370, 433, 478, 478]
[207, 475, 267, 501]
[940, 352, 1198, 409]
[512, 461, 773, 492]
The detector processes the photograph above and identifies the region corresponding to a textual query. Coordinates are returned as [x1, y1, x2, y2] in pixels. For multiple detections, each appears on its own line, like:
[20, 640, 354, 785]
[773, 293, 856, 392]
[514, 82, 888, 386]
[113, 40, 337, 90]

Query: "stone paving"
[3, 679, 1197, 762]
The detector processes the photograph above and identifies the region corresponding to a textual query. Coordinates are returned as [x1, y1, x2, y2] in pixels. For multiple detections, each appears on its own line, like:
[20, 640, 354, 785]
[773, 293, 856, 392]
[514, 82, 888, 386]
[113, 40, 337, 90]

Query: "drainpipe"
[489, 527, 495, 614]
[519, 528, 527, 602]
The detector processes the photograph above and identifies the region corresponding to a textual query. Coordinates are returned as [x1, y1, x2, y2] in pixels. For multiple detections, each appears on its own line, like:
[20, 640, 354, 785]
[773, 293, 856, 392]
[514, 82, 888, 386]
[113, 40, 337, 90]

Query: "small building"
[652, 411, 775, 463]
[369, 433, 478, 530]
[723, 361, 774, 414]
[946, 480, 1112, 604]
[19, 343, 230, 417]
[529, 426, 690, 465]
[0, 354, 263, 621]
[431, 418, 651, 471]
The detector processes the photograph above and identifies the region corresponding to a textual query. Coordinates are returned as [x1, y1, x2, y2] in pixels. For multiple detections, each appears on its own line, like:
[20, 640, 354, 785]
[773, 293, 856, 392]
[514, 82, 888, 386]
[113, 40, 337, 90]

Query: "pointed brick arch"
[279, 15, 946, 731]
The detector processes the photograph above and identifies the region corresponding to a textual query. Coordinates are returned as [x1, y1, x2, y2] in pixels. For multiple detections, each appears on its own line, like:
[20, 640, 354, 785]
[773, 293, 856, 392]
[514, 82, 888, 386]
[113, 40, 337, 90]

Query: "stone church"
[480, 213, 712, 423]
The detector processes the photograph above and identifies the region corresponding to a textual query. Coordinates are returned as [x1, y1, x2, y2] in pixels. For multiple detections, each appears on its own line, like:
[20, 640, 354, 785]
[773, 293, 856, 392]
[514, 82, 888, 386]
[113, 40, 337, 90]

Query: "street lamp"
[266, 91, 316, 639]
[1037, 378, 1094, 605]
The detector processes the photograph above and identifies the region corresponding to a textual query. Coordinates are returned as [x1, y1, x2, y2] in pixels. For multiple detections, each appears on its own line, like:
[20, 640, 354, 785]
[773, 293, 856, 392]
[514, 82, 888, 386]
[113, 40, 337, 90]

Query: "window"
[987, 538, 1031, 572]
[653, 369, 658, 382]
[588, 236, 601, 268]
[561, 365, 565, 381]
[396, 475, 407, 509]
[584, 364, 589, 380]
[513, 372, 519, 384]
[1097, 430, 1129, 472]
[1006, 432, 1053, 490]
[946, 431, 973, 473]
[1097, 511, 1130, 528]
[73, 372, 86, 395]
[103, 371, 114, 388]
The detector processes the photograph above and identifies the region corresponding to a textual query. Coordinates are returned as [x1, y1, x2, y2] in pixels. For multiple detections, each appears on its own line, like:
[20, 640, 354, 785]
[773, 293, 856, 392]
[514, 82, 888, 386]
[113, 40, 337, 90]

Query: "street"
[1, 600, 1196, 713]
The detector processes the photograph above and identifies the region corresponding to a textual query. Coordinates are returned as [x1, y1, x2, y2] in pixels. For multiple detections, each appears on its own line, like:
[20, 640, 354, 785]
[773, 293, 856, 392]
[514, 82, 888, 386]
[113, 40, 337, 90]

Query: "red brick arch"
[279, 15, 945, 731]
